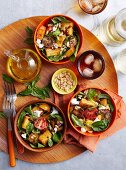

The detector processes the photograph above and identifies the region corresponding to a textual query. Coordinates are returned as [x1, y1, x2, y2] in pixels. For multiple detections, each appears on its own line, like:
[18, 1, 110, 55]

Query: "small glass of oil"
[6, 48, 42, 83]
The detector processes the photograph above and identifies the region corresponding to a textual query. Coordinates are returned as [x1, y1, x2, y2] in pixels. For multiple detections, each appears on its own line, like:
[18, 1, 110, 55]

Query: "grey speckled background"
[0, 0, 126, 170]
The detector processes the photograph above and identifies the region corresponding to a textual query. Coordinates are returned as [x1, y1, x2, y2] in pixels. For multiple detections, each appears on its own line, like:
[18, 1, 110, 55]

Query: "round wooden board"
[0, 16, 118, 163]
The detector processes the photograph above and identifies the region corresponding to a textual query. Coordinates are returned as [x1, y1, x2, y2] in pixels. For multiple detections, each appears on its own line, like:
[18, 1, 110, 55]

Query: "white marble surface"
[0, 0, 126, 170]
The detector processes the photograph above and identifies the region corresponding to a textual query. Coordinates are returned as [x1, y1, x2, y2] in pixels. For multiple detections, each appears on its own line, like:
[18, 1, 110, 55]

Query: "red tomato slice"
[34, 117, 48, 130]
[84, 108, 97, 120]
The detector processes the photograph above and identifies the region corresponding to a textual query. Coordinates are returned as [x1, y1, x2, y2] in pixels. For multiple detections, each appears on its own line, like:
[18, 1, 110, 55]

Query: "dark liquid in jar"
[79, 53, 103, 78]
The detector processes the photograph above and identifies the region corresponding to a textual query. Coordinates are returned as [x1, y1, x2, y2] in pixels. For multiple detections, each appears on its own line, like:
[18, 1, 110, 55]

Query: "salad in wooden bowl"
[14, 100, 66, 152]
[34, 14, 83, 64]
[68, 88, 116, 136]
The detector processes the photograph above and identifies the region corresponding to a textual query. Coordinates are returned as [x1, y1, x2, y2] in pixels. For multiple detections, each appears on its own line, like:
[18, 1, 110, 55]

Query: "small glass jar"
[94, 8, 126, 46]
[114, 49, 126, 74]
[6, 48, 42, 83]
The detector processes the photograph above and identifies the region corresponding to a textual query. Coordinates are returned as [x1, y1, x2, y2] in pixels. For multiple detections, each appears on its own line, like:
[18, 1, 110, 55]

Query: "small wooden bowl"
[34, 14, 83, 64]
[67, 87, 117, 136]
[78, 0, 108, 15]
[14, 100, 67, 152]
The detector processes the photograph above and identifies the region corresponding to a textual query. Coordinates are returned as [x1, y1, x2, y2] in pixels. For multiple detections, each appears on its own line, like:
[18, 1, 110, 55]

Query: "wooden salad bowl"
[14, 100, 67, 152]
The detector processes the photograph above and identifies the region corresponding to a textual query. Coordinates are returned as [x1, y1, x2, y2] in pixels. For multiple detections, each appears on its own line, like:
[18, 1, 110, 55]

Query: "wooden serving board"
[0, 16, 118, 163]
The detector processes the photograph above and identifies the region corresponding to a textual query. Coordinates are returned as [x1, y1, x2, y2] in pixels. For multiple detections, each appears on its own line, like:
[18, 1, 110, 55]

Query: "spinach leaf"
[0, 111, 6, 118]
[71, 114, 84, 127]
[38, 143, 45, 148]
[30, 143, 37, 148]
[52, 132, 62, 143]
[53, 28, 61, 36]
[32, 128, 40, 134]
[26, 122, 34, 134]
[50, 112, 63, 121]
[98, 93, 110, 99]
[24, 105, 32, 115]
[108, 100, 114, 112]
[18, 111, 26, 131]
[40, 47, 46, 55]
[51, 16, 69, 24]
[98, 93, 114, 112]
[70, 33, 80, 62]
[2, 74, 13, 83]
[92, 120, 109, 132]
[48, 138, 53, 147]
[87, 89, 97, 100]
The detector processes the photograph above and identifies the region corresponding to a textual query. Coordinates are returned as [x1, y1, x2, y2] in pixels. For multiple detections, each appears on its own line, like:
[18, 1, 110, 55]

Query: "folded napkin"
[53, 85, 126, 152]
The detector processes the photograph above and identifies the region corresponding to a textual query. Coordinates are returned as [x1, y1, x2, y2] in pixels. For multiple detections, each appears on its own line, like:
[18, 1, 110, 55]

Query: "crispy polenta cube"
[57, 35, 66, 47]
[67, 27, 73, 35]
[61, 22, 74, 31]
[22, 116, 30, 129]
[100, 99, 107, 106]
[37, 26, 46, 40]
[39, 130, 52, 145]
[79, 98, 97, 108]
[46, 48, 61, 57]
[65, 46, 75, 58]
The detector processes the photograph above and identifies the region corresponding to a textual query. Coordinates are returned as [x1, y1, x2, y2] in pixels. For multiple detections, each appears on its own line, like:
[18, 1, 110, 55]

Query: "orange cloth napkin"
[53, 86, 126, 152]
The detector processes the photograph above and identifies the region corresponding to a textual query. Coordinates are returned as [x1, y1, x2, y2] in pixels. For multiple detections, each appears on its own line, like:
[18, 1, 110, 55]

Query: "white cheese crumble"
[99, 105, 106, 110]
[51, 107, 58, 114]
[21, 133, 27, 139]
[71, 98, 79, 105]
[54, 127, 58, 133]
[53, 26, 57, 32]
[94, 117, 100, 122]
[81, 127, 86, 133]
[39, 43, 44, 48]
[33, 110, 42, 117]
[36, 39, 41, 44]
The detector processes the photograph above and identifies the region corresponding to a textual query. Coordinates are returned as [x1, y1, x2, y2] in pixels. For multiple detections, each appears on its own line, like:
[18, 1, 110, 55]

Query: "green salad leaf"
[92, 120, 109, 132]
[2, 74, 14, 83]
[26, 122, 34, 134]
[87, 89, 97, 100]
[50, 112, 63, 121]
[18, 111, 26, 131]
[98, 93, 114, 112]
[71, 114, 84, 127]
[70, 33, 80, 62]
[48, 138, 53, 147]
[51, 16, 69, 24]
[38, 143, 45, 148]
[52, 132, 62, 143]
[24, 105, 32, 115]
[30, 143, 37, 148]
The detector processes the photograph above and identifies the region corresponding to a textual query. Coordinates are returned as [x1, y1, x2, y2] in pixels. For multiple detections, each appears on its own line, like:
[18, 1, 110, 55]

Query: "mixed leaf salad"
[18, 102, 65, 149]
[69, 88, 114, 133]
[36, 16, 80, 62]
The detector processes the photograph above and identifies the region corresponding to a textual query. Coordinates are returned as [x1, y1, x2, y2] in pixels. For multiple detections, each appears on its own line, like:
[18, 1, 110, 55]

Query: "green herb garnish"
[2, 74, 14, 83]
[87, 89, 97, 100]
[24, 26, 34, 45]
[0, 111, 6, 118]
[18, 76, 52, 99]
